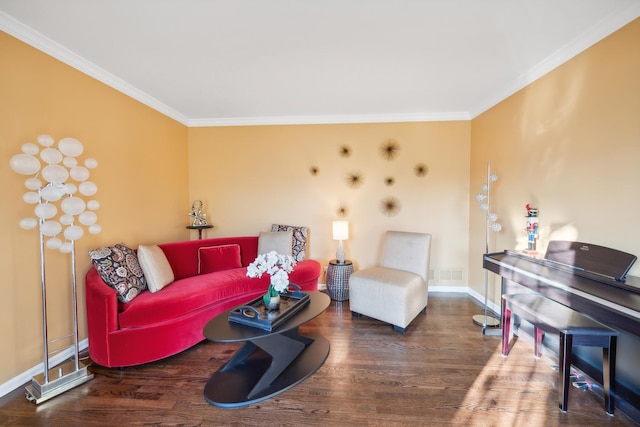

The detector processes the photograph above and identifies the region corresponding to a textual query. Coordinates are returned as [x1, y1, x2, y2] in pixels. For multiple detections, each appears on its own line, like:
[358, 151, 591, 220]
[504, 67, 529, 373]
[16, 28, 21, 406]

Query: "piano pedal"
[550, 365, 592, 390]
[548, 365, 581, 379]
[572, 380, 592, 391]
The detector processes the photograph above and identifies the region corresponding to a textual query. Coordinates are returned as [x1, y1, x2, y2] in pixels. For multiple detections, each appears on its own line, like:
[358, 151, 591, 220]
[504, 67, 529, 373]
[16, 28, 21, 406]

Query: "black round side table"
[186, 224, 213, 239]
[326, 259, 354, 301]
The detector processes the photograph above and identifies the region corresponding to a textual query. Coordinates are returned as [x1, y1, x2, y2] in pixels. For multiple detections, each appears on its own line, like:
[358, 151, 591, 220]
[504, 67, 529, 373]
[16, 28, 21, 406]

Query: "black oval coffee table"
[203, 291, 330, 408]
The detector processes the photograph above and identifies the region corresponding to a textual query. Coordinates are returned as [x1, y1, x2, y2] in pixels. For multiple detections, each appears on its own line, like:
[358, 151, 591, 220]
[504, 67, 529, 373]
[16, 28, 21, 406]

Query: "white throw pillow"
[137, 244, 174, 293]
[257, 230, 293, 256]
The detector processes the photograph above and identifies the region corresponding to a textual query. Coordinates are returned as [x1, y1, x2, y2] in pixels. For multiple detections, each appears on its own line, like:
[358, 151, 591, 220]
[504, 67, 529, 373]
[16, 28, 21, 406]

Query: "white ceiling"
[1, 1, 639, 126]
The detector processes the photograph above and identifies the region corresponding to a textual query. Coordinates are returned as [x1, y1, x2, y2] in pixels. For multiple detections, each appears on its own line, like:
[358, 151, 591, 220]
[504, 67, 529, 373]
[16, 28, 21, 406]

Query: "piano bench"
[501, 293, 619, 415]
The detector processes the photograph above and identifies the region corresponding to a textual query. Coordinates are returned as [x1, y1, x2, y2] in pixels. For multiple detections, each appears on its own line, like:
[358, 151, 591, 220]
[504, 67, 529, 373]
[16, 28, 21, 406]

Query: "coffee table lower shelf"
[204, 332, 329, 408]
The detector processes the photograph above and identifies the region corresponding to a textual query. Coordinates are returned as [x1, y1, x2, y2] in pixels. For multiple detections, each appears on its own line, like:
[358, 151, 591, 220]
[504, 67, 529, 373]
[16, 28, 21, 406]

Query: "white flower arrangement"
[246, 251, 297, 303]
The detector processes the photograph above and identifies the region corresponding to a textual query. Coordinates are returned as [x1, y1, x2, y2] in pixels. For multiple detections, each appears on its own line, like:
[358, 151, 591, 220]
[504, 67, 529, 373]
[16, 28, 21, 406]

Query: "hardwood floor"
[1, 294, 638, 426]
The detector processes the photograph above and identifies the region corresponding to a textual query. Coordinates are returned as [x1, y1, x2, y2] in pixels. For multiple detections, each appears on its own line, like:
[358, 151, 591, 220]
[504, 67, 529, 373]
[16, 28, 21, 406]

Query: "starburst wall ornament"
[380, 139, 400, 160]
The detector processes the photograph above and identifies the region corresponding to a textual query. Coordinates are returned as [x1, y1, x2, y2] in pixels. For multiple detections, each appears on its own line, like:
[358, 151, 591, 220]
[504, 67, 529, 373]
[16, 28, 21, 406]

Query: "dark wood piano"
[485, 241, 640, 336]
[484, 240, 640, 417]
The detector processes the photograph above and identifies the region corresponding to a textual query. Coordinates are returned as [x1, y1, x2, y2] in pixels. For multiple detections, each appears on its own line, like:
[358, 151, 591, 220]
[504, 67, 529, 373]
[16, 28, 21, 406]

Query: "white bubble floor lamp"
[471, 161, 502, 335]
[10, 134, 101, 403]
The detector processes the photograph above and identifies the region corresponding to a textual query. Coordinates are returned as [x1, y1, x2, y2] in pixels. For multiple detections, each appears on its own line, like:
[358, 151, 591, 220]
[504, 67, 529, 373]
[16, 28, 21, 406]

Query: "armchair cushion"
[349, 266, 425, 329]
[381, 231, 431, 282]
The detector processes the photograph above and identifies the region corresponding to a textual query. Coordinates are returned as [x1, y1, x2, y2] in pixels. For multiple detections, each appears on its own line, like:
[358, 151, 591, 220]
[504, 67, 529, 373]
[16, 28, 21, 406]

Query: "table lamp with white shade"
[332, 220, 349, 264]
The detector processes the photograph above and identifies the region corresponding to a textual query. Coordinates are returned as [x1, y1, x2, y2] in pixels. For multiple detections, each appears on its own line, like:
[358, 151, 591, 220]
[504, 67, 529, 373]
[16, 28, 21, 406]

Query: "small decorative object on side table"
[326, 259, 354, 301]
[187, 200, 213, 239]
[189, 200, 209, 225]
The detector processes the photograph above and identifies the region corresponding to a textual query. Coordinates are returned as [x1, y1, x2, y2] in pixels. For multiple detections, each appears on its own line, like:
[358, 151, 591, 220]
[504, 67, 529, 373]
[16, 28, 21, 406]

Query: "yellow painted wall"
[469, 18, 640, 304]
[3, 13, 638, 393]
[188, 122, 471, 278]
[0, 32, 188, 384]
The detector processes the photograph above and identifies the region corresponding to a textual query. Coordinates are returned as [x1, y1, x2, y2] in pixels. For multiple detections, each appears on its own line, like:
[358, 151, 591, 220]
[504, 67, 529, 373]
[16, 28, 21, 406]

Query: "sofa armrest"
[85, 267, 120, 365]
[289, 259, 322, 290]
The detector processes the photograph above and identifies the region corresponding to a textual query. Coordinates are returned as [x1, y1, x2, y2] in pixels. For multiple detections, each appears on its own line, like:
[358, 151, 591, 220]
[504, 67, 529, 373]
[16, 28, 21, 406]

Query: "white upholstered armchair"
[348, 231, 431, 333]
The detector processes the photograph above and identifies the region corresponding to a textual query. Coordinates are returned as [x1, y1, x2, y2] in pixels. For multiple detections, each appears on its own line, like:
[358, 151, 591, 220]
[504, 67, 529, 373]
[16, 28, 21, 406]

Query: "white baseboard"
[428, 285, 468, 293]
[429, 286, 499, 314]
[0, 339, 88, 399]
[465, 287, 500, 314]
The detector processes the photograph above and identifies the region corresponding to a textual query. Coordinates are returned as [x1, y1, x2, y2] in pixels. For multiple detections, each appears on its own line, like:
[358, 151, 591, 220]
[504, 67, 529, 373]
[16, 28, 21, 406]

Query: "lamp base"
[335, 240, 345, 264]
[472, 314, 500, 328]
[25, 359, 93, 404]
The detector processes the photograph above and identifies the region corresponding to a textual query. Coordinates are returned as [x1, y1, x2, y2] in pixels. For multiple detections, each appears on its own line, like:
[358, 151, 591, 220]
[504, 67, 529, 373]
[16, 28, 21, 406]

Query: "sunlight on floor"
[455, 340, 558, 426]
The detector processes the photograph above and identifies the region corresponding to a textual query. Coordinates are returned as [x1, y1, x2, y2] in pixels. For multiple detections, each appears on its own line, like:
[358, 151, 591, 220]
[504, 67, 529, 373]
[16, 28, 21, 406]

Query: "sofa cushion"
[257, 230, 293, 256]
[137, 244, 174, 293]
[271, 224, 308, 262]
[118, 268, 267, 328]
[117, 259, 322, 329]
[88, 243, 147, 303]
[198, 244, 242, 274]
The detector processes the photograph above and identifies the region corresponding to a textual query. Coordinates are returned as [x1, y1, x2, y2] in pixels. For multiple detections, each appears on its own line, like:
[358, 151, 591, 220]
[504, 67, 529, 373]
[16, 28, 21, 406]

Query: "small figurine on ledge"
[189, 200, 208, 226]
[524, 204, 539, 255]
[187, 200, 213, 239]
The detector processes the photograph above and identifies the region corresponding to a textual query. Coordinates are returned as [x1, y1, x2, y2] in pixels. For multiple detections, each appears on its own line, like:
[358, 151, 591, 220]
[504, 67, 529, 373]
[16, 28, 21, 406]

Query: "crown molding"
[3, 3, 638, 127]
[0, 12, 190, 126]
[0, 11, 469, 127]
[188, 111, 471, 127]
[469, 3, 640, 118]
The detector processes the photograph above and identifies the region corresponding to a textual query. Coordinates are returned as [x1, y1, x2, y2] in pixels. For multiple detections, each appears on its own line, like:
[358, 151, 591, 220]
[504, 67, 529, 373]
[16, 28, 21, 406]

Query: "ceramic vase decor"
[263, 291, 281, 310]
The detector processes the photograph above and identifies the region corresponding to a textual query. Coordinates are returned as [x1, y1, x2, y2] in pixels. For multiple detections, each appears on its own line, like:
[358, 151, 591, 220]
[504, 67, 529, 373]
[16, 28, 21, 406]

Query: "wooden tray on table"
[228, 284, 310, 331]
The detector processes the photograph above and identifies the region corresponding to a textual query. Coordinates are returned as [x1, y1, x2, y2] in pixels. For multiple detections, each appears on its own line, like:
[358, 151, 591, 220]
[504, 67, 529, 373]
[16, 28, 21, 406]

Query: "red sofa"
[85, 236, 321, 367]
